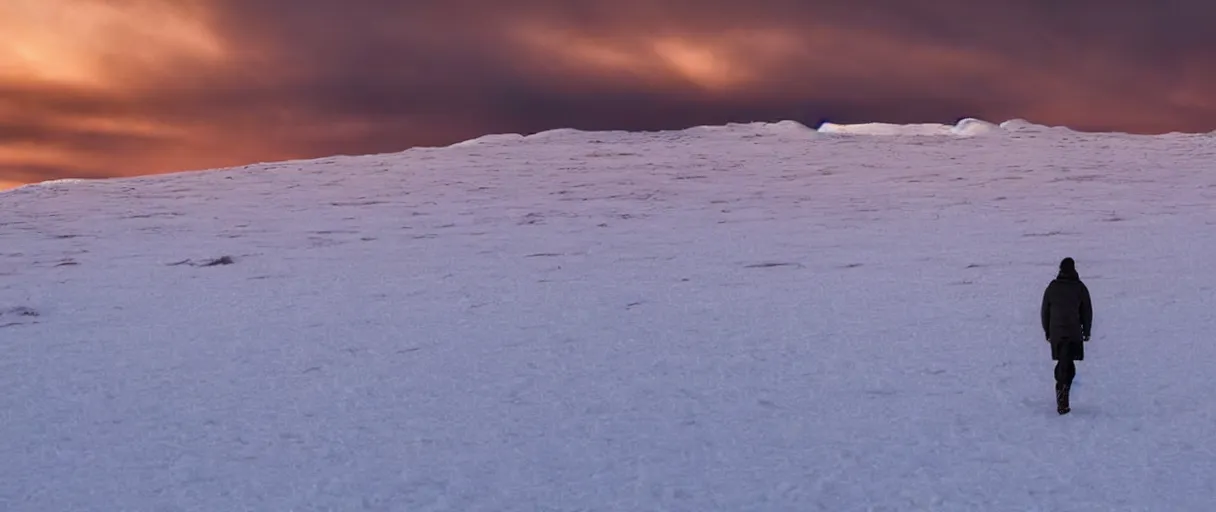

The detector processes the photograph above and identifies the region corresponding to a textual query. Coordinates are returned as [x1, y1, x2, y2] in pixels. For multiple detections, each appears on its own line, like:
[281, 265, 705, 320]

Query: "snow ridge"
[4, 117, 1212, 193]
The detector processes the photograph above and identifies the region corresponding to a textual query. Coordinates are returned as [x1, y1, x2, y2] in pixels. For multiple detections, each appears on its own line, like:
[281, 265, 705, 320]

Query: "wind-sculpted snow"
[2, 120, 1216, 510]
[817, 117, 1004, 136]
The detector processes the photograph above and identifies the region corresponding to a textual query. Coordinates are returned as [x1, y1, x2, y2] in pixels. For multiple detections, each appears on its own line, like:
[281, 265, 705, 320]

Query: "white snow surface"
[817, 118, 1004, 137]
[3, 119, 1216, 510]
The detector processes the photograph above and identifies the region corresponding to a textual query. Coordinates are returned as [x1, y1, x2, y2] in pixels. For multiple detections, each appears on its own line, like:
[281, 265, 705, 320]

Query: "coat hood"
[1056, 257, 1079, 281]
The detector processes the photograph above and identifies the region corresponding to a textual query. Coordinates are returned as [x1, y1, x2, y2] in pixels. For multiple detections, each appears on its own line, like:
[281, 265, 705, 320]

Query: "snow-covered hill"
[2, 119, 1216, 510]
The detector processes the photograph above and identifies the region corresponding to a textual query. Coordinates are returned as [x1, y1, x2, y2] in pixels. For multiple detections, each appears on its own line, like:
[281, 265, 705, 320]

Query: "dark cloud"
[3, 0, 1216, 188]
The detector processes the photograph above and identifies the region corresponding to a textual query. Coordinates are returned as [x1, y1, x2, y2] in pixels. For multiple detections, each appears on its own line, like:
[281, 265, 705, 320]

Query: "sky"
[3, 0, 1216, 189]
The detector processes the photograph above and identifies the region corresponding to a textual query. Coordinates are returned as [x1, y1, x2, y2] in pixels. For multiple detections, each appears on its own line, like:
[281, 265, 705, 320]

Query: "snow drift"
[817, 117, 1003, 136]
[3, 120, 1216, 510]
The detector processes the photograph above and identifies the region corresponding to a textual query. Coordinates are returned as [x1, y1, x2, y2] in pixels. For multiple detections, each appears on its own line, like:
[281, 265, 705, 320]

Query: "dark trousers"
[1051, 338, 1082, 390]
[1055, 360, 1076, 388]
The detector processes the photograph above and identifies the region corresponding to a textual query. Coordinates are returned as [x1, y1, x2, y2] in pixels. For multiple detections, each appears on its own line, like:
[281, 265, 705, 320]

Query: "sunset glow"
[510, 24, 803, 91]
[2, 1, 1215, 189]
[0, 0, 224, 88]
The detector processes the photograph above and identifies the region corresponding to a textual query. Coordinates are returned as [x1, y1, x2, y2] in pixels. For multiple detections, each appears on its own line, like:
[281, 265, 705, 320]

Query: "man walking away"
[1041, 257, 1093, 415]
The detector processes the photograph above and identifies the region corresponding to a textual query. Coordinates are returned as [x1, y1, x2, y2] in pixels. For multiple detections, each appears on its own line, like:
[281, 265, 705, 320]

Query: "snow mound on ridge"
[448, 133, 526, 147]
[998, 119, 1081, 135]
[447, 121, 818, 149]
[953, 118, 1003, 136]
[687, 120, 817, 135]
[817, 118, 1003, 137]
[1, 178, 94, 195]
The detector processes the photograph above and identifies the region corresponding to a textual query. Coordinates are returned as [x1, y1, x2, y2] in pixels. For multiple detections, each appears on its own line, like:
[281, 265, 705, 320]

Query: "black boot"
[1057, 383, 1071, 415]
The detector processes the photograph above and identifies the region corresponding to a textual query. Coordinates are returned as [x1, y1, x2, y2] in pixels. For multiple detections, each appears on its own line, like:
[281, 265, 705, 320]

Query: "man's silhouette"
[1041, 257, 1093, 415]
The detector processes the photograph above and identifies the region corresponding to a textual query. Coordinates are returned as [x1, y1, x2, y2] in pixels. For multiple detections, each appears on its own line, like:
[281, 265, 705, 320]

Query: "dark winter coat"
[1041, 267, 1093, 361]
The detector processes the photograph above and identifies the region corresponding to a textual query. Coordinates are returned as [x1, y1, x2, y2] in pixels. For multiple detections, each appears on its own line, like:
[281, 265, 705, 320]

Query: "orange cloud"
[508, 23, 805, 92]
[0, 0, 237, 186]
[0, 0, 225, 88]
